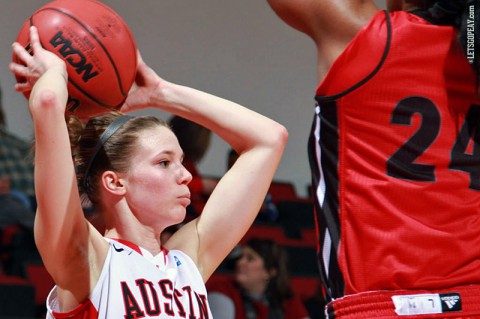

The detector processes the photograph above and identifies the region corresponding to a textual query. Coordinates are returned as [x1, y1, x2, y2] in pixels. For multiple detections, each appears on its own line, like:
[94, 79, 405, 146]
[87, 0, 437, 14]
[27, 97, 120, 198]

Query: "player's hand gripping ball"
[13, 0, 137, 120]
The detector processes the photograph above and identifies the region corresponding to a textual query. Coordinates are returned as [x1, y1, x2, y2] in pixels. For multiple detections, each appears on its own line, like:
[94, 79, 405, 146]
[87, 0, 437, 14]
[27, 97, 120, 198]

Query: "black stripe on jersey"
[309, 101, 344, 301]
[315, 10, 392, 102]
[308, 10, 392, 302]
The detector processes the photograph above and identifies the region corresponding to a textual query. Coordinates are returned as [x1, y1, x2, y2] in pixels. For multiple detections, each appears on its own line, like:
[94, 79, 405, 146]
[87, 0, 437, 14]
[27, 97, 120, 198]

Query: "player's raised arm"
[10, 26, 108, 307]
[123, 57, 288, 280]
[266, 0, 379, 79]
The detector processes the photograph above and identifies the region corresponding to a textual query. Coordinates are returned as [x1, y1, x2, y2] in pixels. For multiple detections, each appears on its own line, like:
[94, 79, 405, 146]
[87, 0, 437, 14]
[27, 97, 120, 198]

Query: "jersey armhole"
[315, 10, 392, 102]
[47, 244, 113, 318]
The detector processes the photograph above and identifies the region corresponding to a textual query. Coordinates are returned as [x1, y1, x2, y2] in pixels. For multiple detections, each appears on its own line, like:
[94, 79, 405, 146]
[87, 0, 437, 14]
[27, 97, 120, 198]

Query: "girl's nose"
[180, 164, 193, 185]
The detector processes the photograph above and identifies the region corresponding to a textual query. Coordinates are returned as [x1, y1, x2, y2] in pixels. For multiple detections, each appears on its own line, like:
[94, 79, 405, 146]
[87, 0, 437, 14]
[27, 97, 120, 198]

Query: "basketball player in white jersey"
[10, 26, 287, 318]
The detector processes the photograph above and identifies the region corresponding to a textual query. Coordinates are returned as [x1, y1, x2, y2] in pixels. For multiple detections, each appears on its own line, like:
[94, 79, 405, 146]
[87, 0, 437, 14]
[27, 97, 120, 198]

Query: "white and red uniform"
[46, 238, 212, 319]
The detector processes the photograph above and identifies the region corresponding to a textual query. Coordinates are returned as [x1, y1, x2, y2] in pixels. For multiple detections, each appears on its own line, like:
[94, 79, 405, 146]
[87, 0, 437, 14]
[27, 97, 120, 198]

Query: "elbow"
[261, 122, 288, 167]
[270, 122, 289, 154]
[29, 88, 65, 117]
[278, 123, 289, 148]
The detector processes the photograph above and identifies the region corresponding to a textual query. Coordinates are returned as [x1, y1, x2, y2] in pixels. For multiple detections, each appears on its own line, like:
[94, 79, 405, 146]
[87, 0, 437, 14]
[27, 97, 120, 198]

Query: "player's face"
[234, 246, 271, 292]
[124, 126, 192, 228]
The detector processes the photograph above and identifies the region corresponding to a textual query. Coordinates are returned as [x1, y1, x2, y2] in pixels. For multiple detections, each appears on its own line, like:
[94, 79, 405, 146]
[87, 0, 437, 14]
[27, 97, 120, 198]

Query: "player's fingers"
[14, 82, 33, 92]
[136, 50, 144, 65]
[11, 42, 33, 65]
[29, 26, 42, 53]
[9, 62, 29, 78]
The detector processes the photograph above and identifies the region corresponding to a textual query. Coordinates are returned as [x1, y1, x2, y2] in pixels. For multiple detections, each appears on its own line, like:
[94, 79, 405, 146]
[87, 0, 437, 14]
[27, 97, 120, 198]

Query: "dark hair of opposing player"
[412, 0, 480, 77]
[458, 1, 480, 76]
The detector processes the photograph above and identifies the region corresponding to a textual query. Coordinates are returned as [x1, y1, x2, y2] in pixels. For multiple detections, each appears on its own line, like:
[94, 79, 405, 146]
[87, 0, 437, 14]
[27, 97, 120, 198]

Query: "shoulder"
[316, 10, 391, 95]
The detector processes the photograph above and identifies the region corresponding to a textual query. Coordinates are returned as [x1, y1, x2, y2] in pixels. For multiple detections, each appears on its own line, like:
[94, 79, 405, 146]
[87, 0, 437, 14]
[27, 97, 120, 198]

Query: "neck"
[102, 203, 163, 256]
[105, 227, 162, 255]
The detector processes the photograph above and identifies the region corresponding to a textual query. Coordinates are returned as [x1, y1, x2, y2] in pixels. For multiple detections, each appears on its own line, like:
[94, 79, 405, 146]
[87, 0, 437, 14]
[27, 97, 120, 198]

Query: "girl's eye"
[159, 160, 170, 168]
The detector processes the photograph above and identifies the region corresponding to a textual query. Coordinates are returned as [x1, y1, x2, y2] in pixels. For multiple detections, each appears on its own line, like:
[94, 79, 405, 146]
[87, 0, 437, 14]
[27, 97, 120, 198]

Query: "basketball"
[13, 0, 137, 120]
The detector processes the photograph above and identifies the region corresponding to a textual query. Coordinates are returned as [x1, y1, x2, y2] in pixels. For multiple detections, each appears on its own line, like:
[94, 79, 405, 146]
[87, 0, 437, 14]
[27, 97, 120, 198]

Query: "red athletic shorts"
[326, 285, 480, 318]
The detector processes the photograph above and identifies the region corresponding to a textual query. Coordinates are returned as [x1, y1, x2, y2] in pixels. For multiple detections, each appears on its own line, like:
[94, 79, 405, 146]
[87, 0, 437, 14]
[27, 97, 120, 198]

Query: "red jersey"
[309, 10, 480, 301]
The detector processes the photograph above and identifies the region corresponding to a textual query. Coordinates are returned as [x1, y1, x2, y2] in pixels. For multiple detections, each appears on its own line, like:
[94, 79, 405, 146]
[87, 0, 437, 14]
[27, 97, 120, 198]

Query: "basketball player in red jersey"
[266, 0, 480, 318]
[9, 26, 287, 318]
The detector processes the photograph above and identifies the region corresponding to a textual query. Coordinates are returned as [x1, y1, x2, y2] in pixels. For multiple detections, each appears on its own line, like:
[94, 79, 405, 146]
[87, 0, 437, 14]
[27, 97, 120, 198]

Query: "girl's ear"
[102, 170, 126, 196]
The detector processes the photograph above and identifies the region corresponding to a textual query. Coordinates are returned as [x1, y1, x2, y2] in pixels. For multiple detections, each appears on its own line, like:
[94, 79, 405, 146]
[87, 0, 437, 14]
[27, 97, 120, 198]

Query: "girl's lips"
[178, 194, 191, 206]
[178, 193, 191, 200]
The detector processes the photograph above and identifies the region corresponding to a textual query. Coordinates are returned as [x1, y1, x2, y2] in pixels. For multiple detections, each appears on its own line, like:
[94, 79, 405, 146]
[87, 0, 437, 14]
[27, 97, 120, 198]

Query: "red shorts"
[326, 285, 480, 318]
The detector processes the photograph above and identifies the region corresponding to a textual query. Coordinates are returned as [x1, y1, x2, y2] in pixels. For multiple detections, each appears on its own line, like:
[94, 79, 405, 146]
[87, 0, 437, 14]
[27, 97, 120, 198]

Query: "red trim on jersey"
[162, 246, 168, 265]
[109, 238, 169, 265]
[109, 238, 142, 255]
[51, 299, 98, 319]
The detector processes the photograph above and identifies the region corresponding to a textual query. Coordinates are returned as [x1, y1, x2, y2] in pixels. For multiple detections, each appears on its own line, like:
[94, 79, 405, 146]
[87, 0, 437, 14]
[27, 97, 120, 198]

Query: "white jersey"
[46, 238, 212, 318]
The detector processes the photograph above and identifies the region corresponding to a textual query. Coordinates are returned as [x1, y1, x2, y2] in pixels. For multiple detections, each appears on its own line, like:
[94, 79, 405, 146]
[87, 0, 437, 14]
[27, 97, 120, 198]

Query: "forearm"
[30, 64, 86, 257]
[30, 65, 72, 212]
[29, 65, 68, 119]
[155, 81, 287, 154]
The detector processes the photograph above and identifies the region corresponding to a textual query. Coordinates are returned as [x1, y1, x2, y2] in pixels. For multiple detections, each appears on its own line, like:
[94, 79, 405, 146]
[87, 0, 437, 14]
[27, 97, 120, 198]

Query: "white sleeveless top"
[46, 238, 212, 318]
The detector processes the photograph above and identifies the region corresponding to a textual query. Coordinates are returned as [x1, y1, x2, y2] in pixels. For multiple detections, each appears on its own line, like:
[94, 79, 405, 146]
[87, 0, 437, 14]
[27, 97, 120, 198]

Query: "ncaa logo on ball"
[50, 30, 100, 83]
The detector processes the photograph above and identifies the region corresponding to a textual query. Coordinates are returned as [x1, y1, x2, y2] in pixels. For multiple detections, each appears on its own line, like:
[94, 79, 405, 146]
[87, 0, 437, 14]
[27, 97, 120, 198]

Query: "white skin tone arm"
[121, 56, 288, 280]
[10, 26, 109, 309]
[10, 26, 287, 310]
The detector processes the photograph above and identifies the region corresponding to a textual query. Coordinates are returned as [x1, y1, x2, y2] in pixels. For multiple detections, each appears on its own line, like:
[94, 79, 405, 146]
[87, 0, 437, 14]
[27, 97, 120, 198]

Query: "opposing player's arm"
[266, 0, 379, 77]
[267, 0, 378, 40]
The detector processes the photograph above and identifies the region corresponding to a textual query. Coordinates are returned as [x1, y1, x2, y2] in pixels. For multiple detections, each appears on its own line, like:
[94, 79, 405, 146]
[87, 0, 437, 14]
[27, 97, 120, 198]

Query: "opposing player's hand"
[120, 52, 166, 113]
[10, 26, 66, 93]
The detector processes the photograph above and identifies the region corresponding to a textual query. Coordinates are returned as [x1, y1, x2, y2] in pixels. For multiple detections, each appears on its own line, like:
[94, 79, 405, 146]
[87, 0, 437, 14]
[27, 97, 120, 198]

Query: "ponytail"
[66, 115, 85, 154]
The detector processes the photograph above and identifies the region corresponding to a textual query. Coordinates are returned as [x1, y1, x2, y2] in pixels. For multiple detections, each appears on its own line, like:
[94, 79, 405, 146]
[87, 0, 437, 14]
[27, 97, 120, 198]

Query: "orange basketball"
[13, 0, 137, 120]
